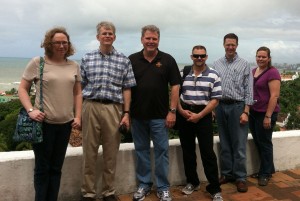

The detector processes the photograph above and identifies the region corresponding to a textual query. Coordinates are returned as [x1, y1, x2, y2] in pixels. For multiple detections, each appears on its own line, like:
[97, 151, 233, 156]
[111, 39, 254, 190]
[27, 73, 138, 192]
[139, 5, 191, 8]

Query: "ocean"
[0, 57, 31, 92]
[0, 57, 188, 92]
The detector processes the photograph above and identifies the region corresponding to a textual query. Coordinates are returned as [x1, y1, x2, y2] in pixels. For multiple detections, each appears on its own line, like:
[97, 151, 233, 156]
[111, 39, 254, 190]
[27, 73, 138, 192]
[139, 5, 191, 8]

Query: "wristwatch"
[123, 111, 130, 115]
[169, 108, 176, 114]
[28, 108, 34, 113]
[243, 111, 249, 116]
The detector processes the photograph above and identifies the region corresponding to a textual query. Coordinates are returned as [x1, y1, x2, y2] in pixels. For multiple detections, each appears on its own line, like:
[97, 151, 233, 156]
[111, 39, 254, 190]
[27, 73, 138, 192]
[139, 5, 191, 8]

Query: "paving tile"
[275, 182, 291, 188]
[291, 189, 300, 198]
[116, 169, 300, 201]
[272, 172, 295, 182]
[289, 169, 300, 176]
[229, 186, 270, 201]
[285, 169, 300, 179]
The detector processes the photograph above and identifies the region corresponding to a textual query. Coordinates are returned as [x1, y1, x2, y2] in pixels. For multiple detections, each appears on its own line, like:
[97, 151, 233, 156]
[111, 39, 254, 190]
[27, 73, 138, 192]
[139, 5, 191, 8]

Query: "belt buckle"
[222, 99, 234, 104]
[101, 99, 113, 104]
[92, 99, 114, 104]
[190, 105, 196, 111]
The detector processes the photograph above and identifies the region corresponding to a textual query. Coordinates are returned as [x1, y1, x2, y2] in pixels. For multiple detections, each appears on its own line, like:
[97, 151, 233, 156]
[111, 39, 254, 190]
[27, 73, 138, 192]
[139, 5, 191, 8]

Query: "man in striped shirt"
[213, 33, 253, 193]
[177, 45, 223, 201]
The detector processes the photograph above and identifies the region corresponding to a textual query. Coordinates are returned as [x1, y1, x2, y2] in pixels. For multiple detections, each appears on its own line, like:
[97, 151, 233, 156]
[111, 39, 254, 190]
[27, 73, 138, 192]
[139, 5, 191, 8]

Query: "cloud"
[0, 0, 300, 64]
[264, 41, 300, 63]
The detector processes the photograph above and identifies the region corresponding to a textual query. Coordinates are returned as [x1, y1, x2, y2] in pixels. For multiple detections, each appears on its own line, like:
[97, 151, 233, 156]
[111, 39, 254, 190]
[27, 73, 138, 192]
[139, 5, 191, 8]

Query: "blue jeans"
[32, 121, 72, 201]
[131, 118, 170, 191]
[216, 102, 248, 181]
[249, 111, 277, 177]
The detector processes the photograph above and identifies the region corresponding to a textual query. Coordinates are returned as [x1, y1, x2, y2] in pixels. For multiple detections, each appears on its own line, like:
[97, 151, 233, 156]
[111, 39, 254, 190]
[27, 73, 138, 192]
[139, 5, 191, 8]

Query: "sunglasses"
[192, 54, 207, 59]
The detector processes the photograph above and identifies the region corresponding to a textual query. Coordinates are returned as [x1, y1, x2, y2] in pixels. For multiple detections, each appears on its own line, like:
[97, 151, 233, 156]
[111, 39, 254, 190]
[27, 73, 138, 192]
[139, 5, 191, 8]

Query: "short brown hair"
[223, 33, 238, 45]
[192, 45, 207, 53]
[96, 21, 116, 35]
[41, 27, 75, 58]
[141, 25, 160, 38]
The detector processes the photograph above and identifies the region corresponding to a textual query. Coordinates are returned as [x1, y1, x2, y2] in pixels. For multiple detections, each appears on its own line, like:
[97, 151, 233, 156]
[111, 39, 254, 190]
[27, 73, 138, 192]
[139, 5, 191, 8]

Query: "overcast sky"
[1, 0, 300, 65]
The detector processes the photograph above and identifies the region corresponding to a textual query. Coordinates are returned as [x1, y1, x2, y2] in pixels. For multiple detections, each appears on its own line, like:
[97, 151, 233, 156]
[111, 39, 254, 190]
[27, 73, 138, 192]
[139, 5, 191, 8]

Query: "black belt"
[181, 101, 205, 112]
[90, 99, 115, 104]
[219, 99, 243, 104]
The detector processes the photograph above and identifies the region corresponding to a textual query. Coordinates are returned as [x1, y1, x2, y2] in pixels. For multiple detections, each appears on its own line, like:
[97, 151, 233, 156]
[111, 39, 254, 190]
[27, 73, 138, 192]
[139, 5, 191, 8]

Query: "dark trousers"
[249, 111, 277, 177]
[178, 109, 221, 195]
[32, 121, 72, 201]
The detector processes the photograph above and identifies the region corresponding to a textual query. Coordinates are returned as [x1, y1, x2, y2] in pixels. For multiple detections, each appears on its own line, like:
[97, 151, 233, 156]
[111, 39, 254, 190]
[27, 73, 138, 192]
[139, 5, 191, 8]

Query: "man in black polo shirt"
[129, 25, 181, 201]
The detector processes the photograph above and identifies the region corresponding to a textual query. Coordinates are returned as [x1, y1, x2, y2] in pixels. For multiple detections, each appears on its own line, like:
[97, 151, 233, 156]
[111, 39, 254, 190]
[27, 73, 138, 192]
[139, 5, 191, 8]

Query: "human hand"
[166, 112, 176, 128]
[120, 113, 130, 130]
[187, 112, 201, 123]
[239, 113, 248, 124]
[29, 110, 45, 122]
[263, 117, 272, 129]
[72, 117, 81, 130]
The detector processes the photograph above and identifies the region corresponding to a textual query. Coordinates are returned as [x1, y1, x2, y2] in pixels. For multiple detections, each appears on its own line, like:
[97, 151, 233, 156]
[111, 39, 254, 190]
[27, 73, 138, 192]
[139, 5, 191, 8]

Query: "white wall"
[0, 130, 299, 201]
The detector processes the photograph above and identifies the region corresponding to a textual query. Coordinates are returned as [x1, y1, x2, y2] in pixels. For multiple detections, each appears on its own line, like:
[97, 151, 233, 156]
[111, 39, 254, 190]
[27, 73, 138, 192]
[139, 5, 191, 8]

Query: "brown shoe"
[236, 180, 248, 192]
[103, 194, 120, 201]
[81, 197, 96, 201]
[219, 175, 235, 184]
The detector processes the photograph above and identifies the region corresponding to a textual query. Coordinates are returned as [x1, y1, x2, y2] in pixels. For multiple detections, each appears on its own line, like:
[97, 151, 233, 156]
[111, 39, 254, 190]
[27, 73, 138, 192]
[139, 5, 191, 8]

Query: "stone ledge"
[0, 130, 299, 201]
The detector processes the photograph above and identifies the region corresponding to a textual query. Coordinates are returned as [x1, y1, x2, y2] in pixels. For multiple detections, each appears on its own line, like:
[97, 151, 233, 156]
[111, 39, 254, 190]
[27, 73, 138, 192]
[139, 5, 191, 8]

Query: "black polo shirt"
[129, 49, 181, 119]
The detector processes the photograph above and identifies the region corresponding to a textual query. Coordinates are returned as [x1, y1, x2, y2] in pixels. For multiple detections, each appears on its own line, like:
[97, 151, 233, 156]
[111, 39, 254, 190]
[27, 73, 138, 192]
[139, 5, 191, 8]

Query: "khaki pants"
[81, 100, 122, 198]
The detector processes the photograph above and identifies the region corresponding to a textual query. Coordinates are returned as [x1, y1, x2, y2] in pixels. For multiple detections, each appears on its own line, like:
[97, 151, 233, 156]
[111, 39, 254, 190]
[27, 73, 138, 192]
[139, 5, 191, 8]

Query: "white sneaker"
[156, 190, 172, 201]
[181, 183, 200, 195]
[212, 192, 223, 201]
[133, 187, 151, 201]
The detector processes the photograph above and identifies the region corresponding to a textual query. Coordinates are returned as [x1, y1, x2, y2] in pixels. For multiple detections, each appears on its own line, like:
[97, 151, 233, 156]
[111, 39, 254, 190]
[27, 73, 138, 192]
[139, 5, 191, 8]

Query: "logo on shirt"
[155, 62, 162, 68]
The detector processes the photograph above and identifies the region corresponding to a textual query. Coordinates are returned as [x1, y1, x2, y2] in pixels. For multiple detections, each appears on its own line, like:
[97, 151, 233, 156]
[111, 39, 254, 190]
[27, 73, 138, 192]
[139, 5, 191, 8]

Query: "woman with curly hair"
[18, 27, 82, 201]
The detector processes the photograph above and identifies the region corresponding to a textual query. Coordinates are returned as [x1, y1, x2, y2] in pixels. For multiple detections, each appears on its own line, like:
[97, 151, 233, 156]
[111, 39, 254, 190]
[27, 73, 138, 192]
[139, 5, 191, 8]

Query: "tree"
[286, 111, 300, 130]
[0, 99, 22, 121]
[0, 110, 20, 150]
[279, 77, 300, 129]
[5, 88, 17, 95]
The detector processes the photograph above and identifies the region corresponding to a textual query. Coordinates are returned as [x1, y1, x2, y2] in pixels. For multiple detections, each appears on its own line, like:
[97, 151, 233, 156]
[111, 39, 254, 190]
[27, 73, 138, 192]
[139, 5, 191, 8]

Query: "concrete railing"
[1, 130, 300, 201]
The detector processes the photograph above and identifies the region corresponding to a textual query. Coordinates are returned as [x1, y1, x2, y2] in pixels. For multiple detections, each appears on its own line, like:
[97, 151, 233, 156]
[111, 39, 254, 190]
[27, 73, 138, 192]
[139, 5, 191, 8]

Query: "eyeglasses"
[51, 41, 69, 46]
[192, 54, 207, 59]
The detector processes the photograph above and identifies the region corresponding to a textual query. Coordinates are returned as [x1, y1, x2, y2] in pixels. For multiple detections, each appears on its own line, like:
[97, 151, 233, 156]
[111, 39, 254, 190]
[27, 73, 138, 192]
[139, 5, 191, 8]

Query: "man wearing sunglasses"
[213, 33, 253, 193]
[177, 45, 223, 201]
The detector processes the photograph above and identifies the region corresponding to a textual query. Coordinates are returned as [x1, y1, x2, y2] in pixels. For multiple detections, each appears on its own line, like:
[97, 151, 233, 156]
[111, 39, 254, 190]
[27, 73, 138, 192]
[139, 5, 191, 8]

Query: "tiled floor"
[115, 169, 300, 201]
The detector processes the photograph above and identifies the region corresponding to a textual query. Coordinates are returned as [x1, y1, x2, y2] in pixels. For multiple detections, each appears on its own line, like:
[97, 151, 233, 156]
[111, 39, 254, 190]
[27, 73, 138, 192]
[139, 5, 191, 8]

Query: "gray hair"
[96, 21, 116, 35]
[141, 25, 160, 38]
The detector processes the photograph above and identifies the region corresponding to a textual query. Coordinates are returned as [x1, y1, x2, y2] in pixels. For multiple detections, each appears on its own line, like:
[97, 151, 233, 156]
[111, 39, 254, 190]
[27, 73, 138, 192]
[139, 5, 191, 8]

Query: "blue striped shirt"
[180, 66, 222, 105]
[213, 54, 253, 105]
[81, 48, 136, 103]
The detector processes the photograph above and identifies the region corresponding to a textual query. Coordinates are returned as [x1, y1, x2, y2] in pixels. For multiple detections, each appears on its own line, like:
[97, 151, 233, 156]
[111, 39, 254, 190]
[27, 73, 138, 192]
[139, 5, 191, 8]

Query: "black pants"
[32, 121, 72, 201]
[249, 111, 277, 177]
[178, 108, 221, 195]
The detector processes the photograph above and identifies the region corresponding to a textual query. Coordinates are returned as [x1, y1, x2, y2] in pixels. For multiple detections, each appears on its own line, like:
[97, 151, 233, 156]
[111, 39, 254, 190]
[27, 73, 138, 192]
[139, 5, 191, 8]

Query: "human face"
[256, 50, 270, 69]
[191, 48, 207, 68]
[141, 30, 159, 54]
[97, 27, 116, 46]
[224, 38, 238, 59]
[51, 33, 69, 58]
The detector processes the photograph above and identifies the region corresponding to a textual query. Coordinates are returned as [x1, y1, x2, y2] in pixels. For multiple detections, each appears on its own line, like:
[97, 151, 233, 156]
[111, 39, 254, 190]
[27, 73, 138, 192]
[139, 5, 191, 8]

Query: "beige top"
[22, 57, 82, 124]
